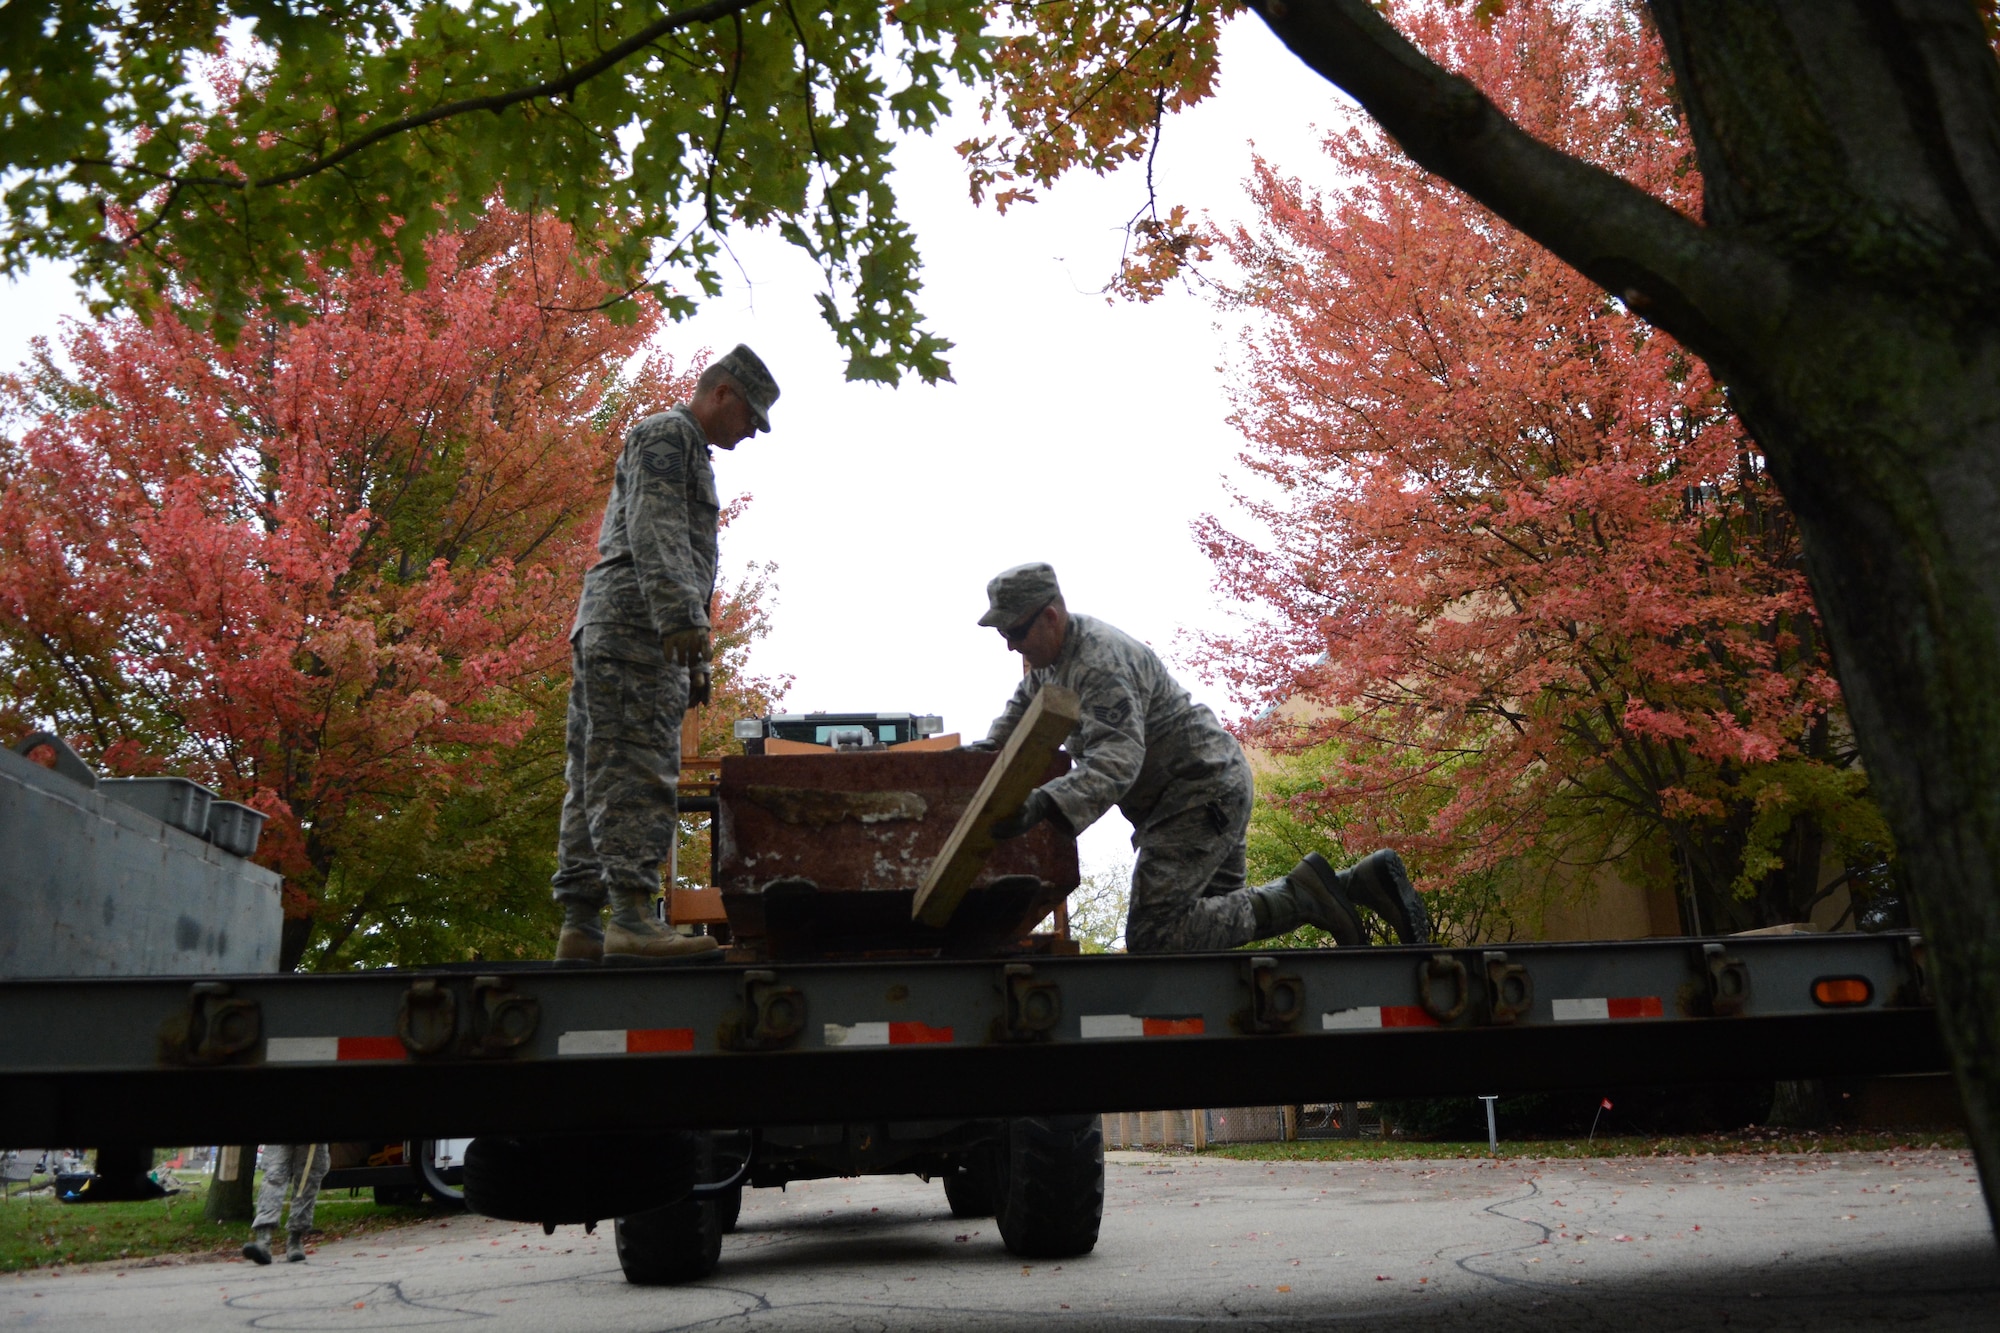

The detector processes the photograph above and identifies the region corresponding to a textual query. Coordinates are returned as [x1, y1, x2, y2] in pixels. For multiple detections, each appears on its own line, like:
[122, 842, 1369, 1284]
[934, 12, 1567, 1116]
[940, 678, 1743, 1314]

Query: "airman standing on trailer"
[551, 346, 780, 964]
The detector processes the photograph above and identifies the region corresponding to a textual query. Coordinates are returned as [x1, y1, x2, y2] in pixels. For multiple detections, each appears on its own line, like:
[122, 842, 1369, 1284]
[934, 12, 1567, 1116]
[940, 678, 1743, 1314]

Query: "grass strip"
[0, 1177, 454, 1273]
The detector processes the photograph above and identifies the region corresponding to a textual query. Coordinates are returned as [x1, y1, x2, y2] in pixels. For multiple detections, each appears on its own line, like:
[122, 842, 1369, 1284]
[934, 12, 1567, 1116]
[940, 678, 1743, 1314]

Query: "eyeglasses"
[1001, 603, 1049, 647]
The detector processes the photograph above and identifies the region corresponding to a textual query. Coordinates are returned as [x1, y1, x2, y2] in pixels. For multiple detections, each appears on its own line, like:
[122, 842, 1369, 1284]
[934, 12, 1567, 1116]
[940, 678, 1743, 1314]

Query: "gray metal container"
[204, 800, 267, 858]
[0, 744, 281, 977]
[98, 777, 216, 837]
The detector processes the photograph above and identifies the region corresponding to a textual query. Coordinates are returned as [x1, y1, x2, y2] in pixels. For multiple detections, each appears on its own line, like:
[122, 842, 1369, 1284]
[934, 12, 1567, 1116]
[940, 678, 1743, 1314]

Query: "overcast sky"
[2, 18, 1357, 874]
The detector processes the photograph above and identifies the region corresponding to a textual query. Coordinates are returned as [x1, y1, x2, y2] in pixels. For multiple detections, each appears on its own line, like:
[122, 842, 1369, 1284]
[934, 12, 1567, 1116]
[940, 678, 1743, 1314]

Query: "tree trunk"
[1767, 1080, 1830, 1130]
[1731, 304, 2000, 1227]
[1253, 0, 2000, 1234]
[204, 1146, 256, 1225]
[1654, 2, 2000, 1232]
[278, 915, 313, 974]
[86, 1145, 156, 1201]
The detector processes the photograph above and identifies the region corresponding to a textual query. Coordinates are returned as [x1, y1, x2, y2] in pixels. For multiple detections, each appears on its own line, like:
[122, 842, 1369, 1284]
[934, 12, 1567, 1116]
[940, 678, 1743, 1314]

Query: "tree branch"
[131, 0, 762, 195]
[1248, 0, 1788, 378]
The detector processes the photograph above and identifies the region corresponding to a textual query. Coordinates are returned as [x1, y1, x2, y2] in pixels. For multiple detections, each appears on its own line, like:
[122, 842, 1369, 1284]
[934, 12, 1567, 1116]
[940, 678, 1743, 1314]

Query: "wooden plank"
[911, 684, 1080, 927]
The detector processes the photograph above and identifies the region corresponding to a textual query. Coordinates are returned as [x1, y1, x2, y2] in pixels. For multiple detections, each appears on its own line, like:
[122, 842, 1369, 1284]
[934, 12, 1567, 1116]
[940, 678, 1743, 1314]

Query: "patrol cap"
[978, 562, 1063, 628]
[714, 344, 780, 433]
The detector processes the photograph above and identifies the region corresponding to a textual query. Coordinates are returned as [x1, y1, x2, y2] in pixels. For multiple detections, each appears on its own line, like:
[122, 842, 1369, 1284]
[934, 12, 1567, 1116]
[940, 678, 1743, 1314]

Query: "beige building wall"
[1535, 859, 1683, 941]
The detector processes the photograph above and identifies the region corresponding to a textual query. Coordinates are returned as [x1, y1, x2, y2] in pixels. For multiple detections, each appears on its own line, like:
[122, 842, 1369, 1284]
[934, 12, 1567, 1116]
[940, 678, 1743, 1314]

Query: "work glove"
[661, 627, 711, 667]
[991, 787, 1056, 841]
[688, 660, 712, 707]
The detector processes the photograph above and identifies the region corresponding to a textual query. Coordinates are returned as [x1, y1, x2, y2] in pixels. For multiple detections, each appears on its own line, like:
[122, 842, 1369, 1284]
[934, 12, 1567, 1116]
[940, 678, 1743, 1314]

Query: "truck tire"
[714, 1184, 744, 1234]
[616, 1133, 722, 1285]
[463, 1132, 700, 1226]
[942, 1156, 996, 1219]
[993, 1115, 1103, 1259]
[614, 1196, 721, 1284]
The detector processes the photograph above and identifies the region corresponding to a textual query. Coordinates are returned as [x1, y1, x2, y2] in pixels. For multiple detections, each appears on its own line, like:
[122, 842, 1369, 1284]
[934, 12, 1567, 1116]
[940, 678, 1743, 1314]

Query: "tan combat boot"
[1250, 854, 1366, 946]
[604, 889, 721, 964]
[242, 1225, 274, 1265]
[1341, 849, 1430, 944]
[555, 925, 605, 963]
[554, 900, 605, 964]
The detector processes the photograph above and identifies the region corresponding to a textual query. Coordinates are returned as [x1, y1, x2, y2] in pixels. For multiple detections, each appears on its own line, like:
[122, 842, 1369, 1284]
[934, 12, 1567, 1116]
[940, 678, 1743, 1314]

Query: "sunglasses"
[1001, 603, 1050, 647]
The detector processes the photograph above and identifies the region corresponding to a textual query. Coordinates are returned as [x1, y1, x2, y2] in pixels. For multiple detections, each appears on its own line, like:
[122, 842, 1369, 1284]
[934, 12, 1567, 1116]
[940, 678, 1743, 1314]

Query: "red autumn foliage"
[1198, 1, 1887, 931]
[0, 210, 784, 962]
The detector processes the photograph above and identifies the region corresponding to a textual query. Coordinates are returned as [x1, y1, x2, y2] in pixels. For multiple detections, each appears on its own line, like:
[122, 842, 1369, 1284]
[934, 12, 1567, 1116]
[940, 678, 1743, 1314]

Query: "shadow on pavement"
[707, 1221, 1998, 1331]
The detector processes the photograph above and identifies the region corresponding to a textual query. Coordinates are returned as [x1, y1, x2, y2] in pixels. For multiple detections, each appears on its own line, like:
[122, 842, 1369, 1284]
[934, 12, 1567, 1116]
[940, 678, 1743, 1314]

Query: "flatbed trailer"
[0, 727, 1960, 1280]
[0, 929, 1944, 1147]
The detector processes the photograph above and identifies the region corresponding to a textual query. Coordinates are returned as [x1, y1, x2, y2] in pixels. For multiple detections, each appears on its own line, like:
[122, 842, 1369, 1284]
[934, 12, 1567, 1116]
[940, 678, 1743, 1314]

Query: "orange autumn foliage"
[1197, 2, 1888, 932]
[0, 210, 785, 964]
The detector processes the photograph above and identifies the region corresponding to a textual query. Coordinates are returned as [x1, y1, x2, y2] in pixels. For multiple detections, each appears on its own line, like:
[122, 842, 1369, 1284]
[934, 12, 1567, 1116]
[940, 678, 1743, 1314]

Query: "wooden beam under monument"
[912, 684, 1081, 928]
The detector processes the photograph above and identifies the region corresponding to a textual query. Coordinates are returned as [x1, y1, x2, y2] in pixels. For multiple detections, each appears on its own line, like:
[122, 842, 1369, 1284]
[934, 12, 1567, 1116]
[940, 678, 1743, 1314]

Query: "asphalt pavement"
[1, 1148, 1992, 1331]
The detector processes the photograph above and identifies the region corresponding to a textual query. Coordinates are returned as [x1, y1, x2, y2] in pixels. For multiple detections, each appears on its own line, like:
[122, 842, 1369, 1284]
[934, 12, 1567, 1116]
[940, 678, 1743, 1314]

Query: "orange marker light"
[1811, 977, 1873, 1007]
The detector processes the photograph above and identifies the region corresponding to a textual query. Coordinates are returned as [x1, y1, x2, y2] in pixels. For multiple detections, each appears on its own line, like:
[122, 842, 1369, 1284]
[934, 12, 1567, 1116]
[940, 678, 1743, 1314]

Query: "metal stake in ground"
[1588, 1096, 1613, 1144]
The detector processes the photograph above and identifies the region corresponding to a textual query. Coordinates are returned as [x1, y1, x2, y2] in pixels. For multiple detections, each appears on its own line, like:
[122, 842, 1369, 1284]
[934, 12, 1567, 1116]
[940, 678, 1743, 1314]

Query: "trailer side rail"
[0, 933, 1944, 1145]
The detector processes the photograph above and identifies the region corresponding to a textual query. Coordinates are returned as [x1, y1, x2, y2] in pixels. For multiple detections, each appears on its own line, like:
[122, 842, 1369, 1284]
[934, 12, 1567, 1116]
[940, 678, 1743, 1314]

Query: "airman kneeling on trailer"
[971, 562, 1429, 952]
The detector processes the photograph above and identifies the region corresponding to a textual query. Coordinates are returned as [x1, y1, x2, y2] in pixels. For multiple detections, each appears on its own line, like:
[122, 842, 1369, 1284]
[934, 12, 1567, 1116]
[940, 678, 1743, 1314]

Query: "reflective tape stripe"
[266, 1036, 405, 1063]
[265, 1037, 338, 1063]
[556, 1028, 695, 1055]
[338, 1036, 408, 1061]
[1553, 996, 1663, 1022]
[1142, 1017, 1204, 1037]
[1321, 1006, 1439, 1030]
[628, 1027, 697, 1053]
[1080, 1014, 1205, 1039]
[823, 1022, 955, 1047]
[1080, 1014, 1142, 1040]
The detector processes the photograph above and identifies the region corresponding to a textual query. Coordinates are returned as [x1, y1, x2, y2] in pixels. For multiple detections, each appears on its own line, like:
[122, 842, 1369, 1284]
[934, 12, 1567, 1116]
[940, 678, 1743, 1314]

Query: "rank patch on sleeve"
[1091, 699, 1133, 727]
[640, 439, 685, 485]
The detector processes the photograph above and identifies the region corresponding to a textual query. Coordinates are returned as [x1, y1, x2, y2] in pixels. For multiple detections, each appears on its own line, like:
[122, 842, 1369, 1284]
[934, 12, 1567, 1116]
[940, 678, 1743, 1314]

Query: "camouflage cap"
[977, 562, 1063, 628]
[715, 343, 780, 432]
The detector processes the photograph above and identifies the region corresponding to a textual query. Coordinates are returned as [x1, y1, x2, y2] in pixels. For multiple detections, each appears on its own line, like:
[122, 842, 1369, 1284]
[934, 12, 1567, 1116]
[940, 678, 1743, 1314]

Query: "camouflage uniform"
[982, 613, 1263, 952]
[252, 1143, 330, 1233]
[552, 405, 718, 910]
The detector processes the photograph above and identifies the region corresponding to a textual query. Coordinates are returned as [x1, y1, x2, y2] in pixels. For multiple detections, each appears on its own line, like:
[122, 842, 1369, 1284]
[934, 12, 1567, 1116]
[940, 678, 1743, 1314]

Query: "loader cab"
[732, 711, 949, 754]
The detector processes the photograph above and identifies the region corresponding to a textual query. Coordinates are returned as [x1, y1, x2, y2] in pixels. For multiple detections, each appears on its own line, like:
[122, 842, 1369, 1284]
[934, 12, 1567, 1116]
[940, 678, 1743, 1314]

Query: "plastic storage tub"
[98, 777, 217, 838]
[203, 801, 267, 858]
